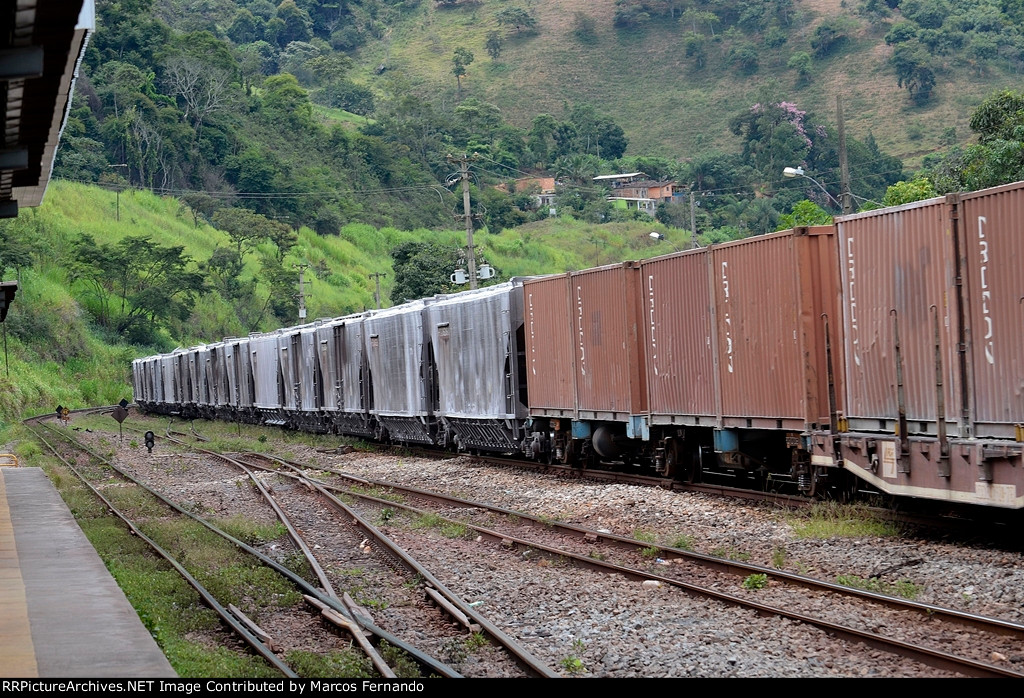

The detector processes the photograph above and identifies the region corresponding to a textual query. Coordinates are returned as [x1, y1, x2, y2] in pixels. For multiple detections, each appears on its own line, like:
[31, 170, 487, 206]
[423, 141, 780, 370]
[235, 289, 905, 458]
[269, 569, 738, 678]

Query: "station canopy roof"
[1, 0, 93, 218]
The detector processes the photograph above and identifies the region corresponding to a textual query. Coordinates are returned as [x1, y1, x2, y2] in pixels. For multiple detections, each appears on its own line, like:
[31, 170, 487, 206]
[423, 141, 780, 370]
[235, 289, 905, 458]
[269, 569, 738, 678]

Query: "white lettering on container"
[977, 216, 995, 365]
[721, 261, 733, 374]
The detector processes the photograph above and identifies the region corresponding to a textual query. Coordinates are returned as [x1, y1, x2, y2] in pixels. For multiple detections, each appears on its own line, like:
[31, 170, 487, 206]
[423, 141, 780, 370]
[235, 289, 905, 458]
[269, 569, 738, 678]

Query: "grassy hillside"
[0, 180, 684, 433]
[347, 0, 1023, 167]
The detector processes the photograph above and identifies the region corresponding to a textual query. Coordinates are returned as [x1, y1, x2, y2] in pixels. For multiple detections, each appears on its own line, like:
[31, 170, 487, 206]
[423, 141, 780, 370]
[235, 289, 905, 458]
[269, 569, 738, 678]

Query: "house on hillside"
[594, 172, 676, 216]
[496, 176, 558, 216]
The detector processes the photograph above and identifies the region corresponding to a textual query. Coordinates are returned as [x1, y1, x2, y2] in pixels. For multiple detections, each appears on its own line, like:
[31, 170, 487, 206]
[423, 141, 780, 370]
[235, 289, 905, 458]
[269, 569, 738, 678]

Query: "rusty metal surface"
[835, 198, 963, 435]
[569, 262, 647, 419]
[640, 249, 716, 422]
[522, 274, 575, 415]
[958, 182, 1024, 438]
[709, 228, 840, 429]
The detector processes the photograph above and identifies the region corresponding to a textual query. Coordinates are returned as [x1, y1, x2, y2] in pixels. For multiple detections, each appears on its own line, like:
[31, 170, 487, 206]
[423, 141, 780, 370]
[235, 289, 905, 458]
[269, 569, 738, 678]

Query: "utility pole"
[368, 271, 386, 309]
[108, 163, 128, 221]
[294, 263, 309, 322]
[689, 190, 698, 248]
[837, 95, 854, 215]
[447, 153, 478, 289]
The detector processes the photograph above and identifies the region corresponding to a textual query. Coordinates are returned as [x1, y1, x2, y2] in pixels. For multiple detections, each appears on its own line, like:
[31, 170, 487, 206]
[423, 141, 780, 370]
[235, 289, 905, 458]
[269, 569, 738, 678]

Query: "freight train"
[132, 181, 1024, 510]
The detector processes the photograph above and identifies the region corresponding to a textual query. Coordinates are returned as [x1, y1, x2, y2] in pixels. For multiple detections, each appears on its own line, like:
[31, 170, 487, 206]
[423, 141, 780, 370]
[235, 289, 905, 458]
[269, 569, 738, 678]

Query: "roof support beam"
[0, 148, 28, 169]
[0, 47, 44, 80]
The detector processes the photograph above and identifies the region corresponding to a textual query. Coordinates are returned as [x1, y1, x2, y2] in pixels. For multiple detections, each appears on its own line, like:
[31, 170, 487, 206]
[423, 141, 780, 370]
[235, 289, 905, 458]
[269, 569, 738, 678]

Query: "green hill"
[0, 179, 684, 432]
[342, 0, 1022, 167]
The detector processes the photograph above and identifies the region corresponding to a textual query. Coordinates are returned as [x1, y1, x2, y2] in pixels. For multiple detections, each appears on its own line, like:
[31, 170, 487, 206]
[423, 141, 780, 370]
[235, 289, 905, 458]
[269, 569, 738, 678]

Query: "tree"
[212, 207, 291, 256]
[0, 221, 32, 279]
[926, 89, 1024, 192]
[261, 73, 314, 129]
[882, 178, 937, 206]
[70, 234, 205, 341]
[391, 241, 461, 304]
[969, 89, 1024, 143]
[776, 200, 832, 229]
[260, 256, 298, 323]
[163, 54, 232, 136]
[451, 47, 474, 95]
[275, 0, 313, 45]
[891, 42, 936, 104]
[811, 17, 854, 57]
[788, 51, 812, 83]
[681, 8, 719, 35]
[179, 191, 221, 228]
[496, 7, 537, 35]
[227, 9, 260, 44]
[485, 31, 503, 61]
[479, 187, 528, 232]
[729, 42, 760, 74]
[684, 34, 707, 68]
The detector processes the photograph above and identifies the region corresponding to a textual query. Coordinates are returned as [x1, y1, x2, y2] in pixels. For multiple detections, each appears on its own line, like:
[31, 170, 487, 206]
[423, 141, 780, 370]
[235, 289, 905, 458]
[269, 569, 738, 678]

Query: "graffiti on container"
[976, 216, 995, 365]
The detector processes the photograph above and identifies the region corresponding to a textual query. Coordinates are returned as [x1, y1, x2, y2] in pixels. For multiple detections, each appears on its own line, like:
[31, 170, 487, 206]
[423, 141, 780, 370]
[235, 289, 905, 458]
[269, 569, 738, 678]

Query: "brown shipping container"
[958, 182, 1024, 438]
[835, 198, 963, 435]
[522, 274, 576, 415]
[710, 227, 841, 429]
[641, 248, 717, 423]
[569, 262, 648, 420]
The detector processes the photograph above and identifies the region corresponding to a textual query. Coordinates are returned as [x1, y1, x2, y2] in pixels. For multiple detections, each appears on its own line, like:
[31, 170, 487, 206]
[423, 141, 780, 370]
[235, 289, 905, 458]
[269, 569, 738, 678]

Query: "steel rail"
[242, 452, 560, 679]
[51, 419, 463, 678]
[24, 421, 298, 678]
[251, 454, 1024, 679]
[292, 461, 1024, 639]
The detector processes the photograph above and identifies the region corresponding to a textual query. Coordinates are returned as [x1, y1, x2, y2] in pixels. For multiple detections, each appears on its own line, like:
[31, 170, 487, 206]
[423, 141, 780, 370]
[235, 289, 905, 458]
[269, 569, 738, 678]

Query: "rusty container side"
[958, 182, 1024, 438]
[522, 274, 576, 416]
[640, 249, 717, 423]
[710, 228, 839, 429]
[797, 226, 846, 430]
[835, 197, 963, 435]
[569, 262, 647, 419]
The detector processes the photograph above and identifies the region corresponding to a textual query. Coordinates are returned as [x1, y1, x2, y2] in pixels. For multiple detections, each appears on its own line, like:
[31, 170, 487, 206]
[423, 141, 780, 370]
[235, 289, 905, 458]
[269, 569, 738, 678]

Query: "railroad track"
[242, 451, 1024, 679]
[151, 427, 557, 678]
[24, 414, 465, 679]
[33, 410, 1024, 677]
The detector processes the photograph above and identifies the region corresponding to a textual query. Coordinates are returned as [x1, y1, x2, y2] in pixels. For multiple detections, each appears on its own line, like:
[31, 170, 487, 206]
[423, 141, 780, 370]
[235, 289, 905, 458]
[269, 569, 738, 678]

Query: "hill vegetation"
[0, 179, 687, 429]
[6, 0, 1024, 438]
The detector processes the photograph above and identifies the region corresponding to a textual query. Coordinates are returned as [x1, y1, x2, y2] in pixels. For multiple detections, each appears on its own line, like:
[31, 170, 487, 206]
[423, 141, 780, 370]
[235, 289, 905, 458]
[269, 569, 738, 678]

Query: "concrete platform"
[0, 467, 177, 677]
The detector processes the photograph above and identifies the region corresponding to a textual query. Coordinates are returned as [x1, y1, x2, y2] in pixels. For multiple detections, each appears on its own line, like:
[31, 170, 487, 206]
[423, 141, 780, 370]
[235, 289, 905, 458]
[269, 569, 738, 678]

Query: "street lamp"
[649, 231, 682, 252]
[782, 166, 841, 209]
